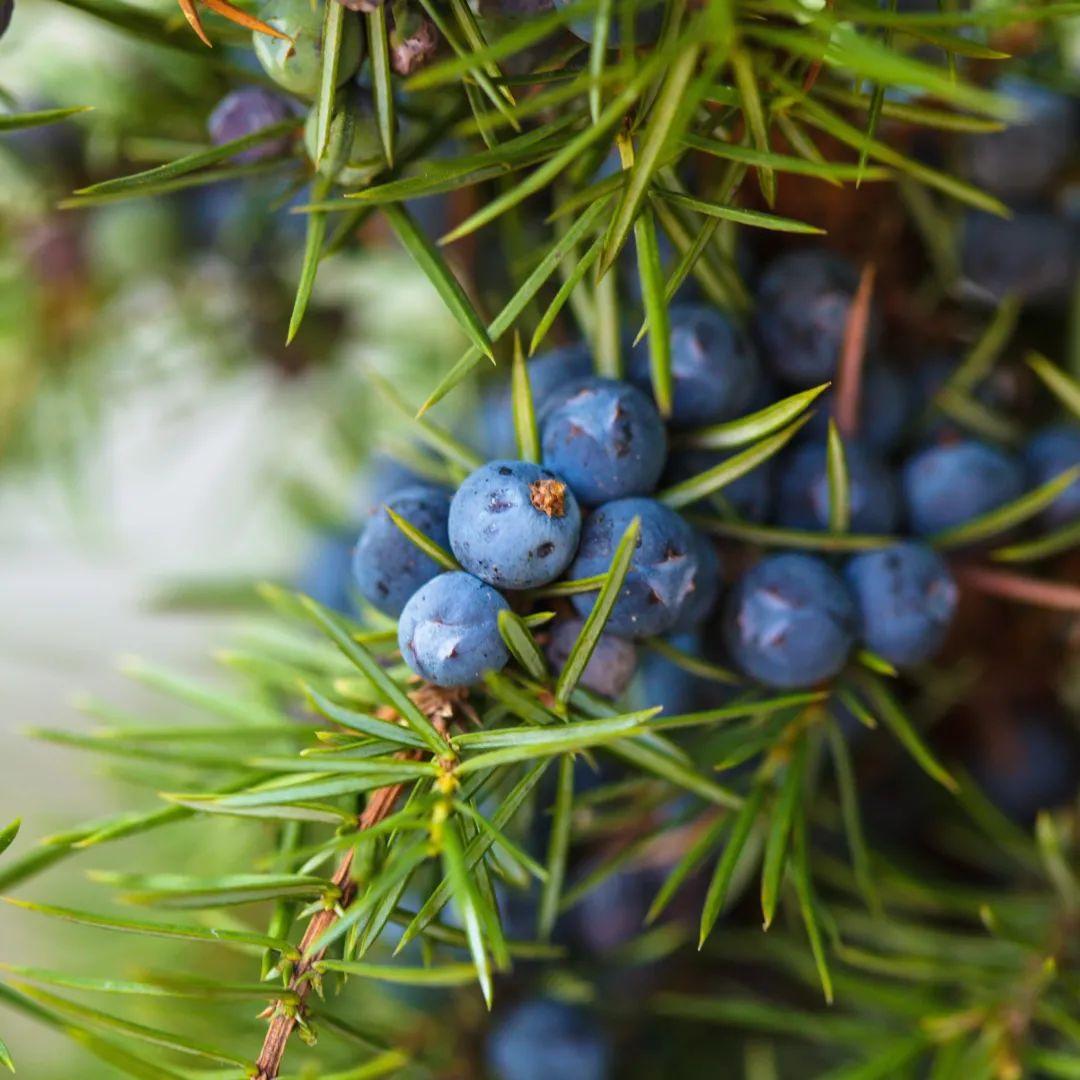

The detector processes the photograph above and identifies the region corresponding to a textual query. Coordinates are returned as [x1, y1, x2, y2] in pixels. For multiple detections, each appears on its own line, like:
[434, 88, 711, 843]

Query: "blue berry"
[902, 440, 1024, 537]
[526, 343, 595, 404]
[663, 449, 773, 520]
[637, 632, 725, 715]
[545, 618, 636, 699]
[802, 363, 913, 453]
[961, 210, 1077, 307]
[477, 344, 593, 459]
[366, 451, 444, 508]
[569, 498, 698, 638]
[754, 249, 880, 387]
[844, 543, 958, 667]
[449, 461, 582, 589]
[628, 305, 761, 426]
[670, 530, 721, 631]
[1025, 425, 1080, 527]
[541, 378, 667, 505]
[971, 715, 1079, 824]
[253, 0, 363, 97]
[567, 866, 657, 954]
[352, 485, 452, 616]
[486, 999, 612, 1080]
[397, 571, 509, 686]
[553, 0, 661, 45]
[777, 441, 900, 535]
[724, 554, 856, 688]
[964, 78, 1074, 201]
[298, 531, 357, 614]
[208, 88, 292, 163]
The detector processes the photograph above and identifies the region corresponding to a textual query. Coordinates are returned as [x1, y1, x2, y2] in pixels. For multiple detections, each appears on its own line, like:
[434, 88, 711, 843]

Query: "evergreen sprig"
[2, 0, 1079, 1077]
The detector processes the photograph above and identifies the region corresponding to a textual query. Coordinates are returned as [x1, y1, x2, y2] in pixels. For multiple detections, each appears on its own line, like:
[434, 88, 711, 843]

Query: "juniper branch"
[253, 777, 412, 1080]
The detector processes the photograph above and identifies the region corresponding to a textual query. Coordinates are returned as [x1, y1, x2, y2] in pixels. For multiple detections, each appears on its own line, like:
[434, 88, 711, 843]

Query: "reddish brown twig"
[834, 262, 877, 440]
[253, 686, 466, 1079]
[253, 780, 409, 1080]
[954, 564, 1080, 613]
[802, 0, 833, 91]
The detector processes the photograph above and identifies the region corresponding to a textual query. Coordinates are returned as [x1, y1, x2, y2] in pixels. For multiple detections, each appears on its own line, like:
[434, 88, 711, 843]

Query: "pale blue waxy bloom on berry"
[628, 304, 761, 426]
[449, 460, 582, 590]
[397, 571, 509, 686]
[754, 249, 880, 387]
[777, 441, 900, 535]
[541, 378, 667, 506]
[569, 498, 699, 639]
[902, 440, 1024, 537]
[351, 485, 452, 617]
[1024, 425, 1080, 528]
[724, 553, 856, 688]
[486, 999, 613, 1080]
[844, 543, 958, 667]
[670, 529, 722, 632]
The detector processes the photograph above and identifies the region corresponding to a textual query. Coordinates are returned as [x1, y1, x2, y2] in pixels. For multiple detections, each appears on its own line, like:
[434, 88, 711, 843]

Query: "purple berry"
[397, 571, 509, 686]
[902, 440, 1024, 537]
[0, 0, 13, 38]
[844, 543, 958, 667]
[568, 498, 699, 639]
[449, 460, 582, 590]
[545, 618, 636, 699]
[352, 485, 452, 616]
[724, 554, 856, 688]
[628, 304, 761, 427]
[541, 378, 667, 505]
[208, 88, 292, 162]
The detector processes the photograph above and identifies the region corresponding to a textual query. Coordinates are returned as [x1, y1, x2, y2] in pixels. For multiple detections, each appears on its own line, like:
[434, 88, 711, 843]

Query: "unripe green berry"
[253, 0, 364, 98]
[304, 87, 389, 187]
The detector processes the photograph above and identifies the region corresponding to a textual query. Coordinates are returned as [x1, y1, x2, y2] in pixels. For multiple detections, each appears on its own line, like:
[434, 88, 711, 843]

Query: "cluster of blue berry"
[309, 243, 1079, 708]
